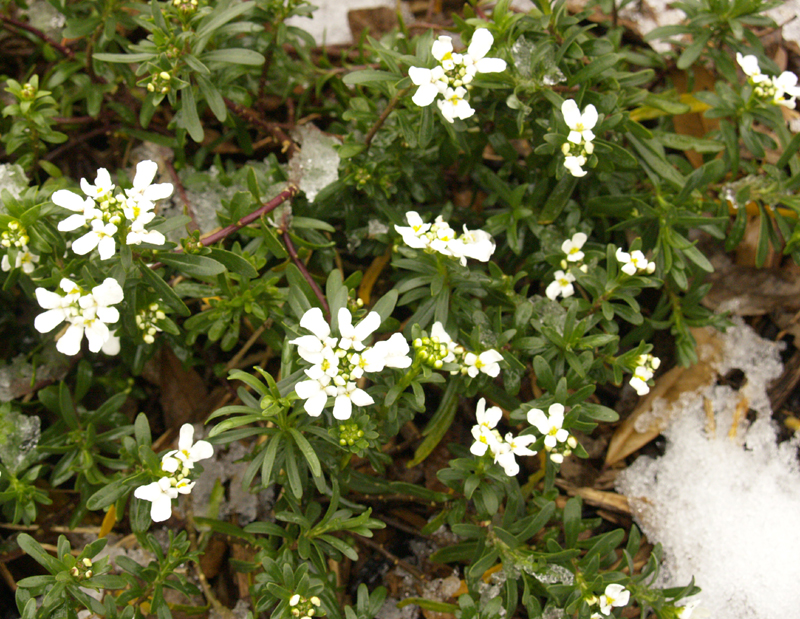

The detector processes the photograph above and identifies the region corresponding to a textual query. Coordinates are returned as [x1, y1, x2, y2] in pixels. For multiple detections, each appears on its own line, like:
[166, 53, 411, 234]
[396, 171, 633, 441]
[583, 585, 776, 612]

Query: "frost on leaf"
[0, 405, 41, 473]
[289, 124, 340, 203]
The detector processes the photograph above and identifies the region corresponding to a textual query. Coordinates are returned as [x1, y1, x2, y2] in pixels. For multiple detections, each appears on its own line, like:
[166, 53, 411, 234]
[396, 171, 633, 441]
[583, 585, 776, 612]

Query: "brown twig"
[165, 159, 199, 232]
[223, 97, 297, 156]
[364, 87, 410, 149]
[282, 230, 330, 317]
[42, 124, 121, 162]
[185, 508, 236, 619]
[0, 15, 74, 58]
[354, 535, 428, 581]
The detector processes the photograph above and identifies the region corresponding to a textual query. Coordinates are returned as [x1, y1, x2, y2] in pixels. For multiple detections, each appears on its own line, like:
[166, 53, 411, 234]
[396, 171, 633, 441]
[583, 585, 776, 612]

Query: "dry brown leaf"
[555, 480, 631, 515]
[142, 345, 210, 429]
[605, 327, 724, 465]
[348, 7, 397, 40]
[735, 213, 782, 268]
[670, 66, 720, 168]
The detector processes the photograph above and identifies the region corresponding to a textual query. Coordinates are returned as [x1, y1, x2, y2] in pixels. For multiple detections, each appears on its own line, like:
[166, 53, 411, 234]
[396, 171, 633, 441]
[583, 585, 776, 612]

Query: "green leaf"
[17, 534, 63, 574]
[196, 74, 227, 122]
[86, 476, 140, 510]
[538, 173, 577, 224]
[288, 428, 322, 478]
[93, 53, 156, 63]
[134, 412, 151, 447]
[677, 32, 711, 70]
[568, 54, 621, 86]
[676, 159, 727, 204]
[407, 380, 458, 468]
[201, 49, 265, 66]
[158, 253, 226, 277]
[206, 248, 258, 278]
[418, 105, 434, 149]
[563, 496, 581, 548]
[343, 70, 399, 85]
[138, 262, 191, 316]
[180, 86, 204, 143]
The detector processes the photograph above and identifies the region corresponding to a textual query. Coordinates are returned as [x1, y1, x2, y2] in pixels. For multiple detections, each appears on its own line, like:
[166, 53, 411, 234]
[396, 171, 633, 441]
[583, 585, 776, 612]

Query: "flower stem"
[282, 230, 330, 318]
[0, 15, 74, 58]
[364, 87, 411, 150]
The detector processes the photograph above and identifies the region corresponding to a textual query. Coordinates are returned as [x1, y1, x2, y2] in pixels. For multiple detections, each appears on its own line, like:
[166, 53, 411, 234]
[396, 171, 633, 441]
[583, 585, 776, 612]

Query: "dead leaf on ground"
[142, 345, 210, 429]
[605, 327, 723, 465]
[702, 264, 800, 315]
[348, 8, 397, 40]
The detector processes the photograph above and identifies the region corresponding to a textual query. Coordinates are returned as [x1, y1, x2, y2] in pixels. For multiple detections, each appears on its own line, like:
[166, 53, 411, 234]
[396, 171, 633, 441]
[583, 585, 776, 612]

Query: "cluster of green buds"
[70, 557, 93, 581]
[136, 302, 166, 344]
[19, 82, 37, 101]
[1, 221, 29, 248]
[147, 71, 172, 95]
[354, 168, 371, 187]
[172, 0, 198, 13]
[289, 594, 322, 619]
[413, 324, 463, 372]
[337, 422, 365, 447]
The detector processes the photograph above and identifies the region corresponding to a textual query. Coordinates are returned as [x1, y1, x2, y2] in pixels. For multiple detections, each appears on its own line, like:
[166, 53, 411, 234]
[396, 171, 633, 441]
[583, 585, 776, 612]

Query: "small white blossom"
[134, 477, 178, 522]
[338, 308, 381, 352]
[409, 66, 448, 107]
[563, 155, 587, 177]
[1, 246, 39, 274]
[430, 321, 460, 363]
[295, 373, 333, 417]
[562, 100, 598, 145]
[463, 349, 503, 378]
[676, 599, 702, 619]
[561, 232, 588, 262]
[125, 159, 174, 207]
[598, 584, 630, 615]
[332, 381, 374, 420]
[545, 270, 575, 300]
[438, 86, 474, 123]
[527, 403, 569, 450]
[772, 71, 800, 108]
[616, 248, 655, 275]
[395, 211, 432, 249]
[72, 219, 118, 260]
[470, 425, 503, 457]
[495, 432, 537, 476]
[736, 53, 764, 80]
[361, 333, 412, 371]
[448, 226, 496, 265]
[161, 424, 214, 473]
[431, 36, 459, 70]
[461, 29, 507, 77]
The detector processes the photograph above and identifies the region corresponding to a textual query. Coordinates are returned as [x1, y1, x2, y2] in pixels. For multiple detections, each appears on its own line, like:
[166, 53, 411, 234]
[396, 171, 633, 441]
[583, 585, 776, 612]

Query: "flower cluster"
[561, 100, 598, 177]
[289, 594, 323, 619]
[588, 584, 631, 617]
[409, 28, 506, 123]
[1, 221, 39, 274]
[292, 307, 411, 420]
[53, 160, 172, 260]
[629, 353, 660, 396]
[546, 232, 589, 300]
[413, 321, 503, 378]
[395, 211, 496, 266]
[736, 53, 800, 109]
[134, 424, 213, 522]
[136, 302, 166, 344]
[616, 247, 655, 275]
[147, 71, 172, 94]
[69, 558, 94, 581]
[527, 403, 577, 464]
[34, 277, 123, 356]
[470, 398, 536, 476]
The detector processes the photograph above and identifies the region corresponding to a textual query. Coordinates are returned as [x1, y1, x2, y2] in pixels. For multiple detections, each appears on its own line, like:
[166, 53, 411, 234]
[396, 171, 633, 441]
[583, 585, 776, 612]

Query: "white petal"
[102, 333, 121, 356]
[475, 57, 506, 73]
[84, 321, 110, 352]
[304, 391, 328, 416]
[190, 440, 214, 461]
[354, 311, 381, 342]
[178, 424, 195, 451]
[349, 388, 374, 407]
[467, 28, 494, 60]
[161, 455, 179, 473]
[98, 236, 117, 260]
[35, 287, 64, 310]
[332, 395, 352, 420]
[143, 183, 173, 202]
[561, 99, 581, 128]
[133, 160, 158, 190]
[93, 278, 124, 305]
[581, 104, 598, 130]
[150, 494, 173, 522]
[408, 66, 432, 86]
[57, 323, 85, 355]
[35, 309, 66, 333]
[72, 231, 100, 255]
[96, 306, 120, 324]
[300, 307, 330, 339]
[431, 36, 453, 61]
[134, 481, 163, 502]
[52, 190, 87, 211]
[470, 440, 488, 456]
[412, 83, 439, 107]
[58, 214, 88, 232]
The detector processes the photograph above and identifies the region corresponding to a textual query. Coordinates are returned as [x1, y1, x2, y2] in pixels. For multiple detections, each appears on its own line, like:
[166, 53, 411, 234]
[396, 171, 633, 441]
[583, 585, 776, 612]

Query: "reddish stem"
[282, 231, 330, 318]
[0, 14, 74, 58]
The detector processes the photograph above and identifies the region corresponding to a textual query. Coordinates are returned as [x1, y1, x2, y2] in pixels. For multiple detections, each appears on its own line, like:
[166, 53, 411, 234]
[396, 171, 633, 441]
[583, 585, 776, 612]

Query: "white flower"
[72, 219, 118, 260]
[134, 477, 178, 522]
[395, 211, 432, 249]
[470, 425, 503, 457]
[337, 308, 381, 351]
[616, 248, 655, 275]
[332, 381, 374, 420]
[676, 599, 701, 619]
[448, 226, 496, 265]
[409, 65, 448, 107]
[34, 278, 81, 335]
[629, 375, 650, 396]
[772, 71, 800, 108]
[54, 191, 100, 232]
[736, 53, 765, 80]
[545, 270, 575, 300]
[125, 160, 173, 206]
[495, 432, 537, 476]
[361, 333, 412, 372]
[80, 168, 115, 201]
[126, 218, 166, 246]
[431, 36, 459, 71]
[527, 403, 569, 449]
[475, 398, 502, 432]
[438, 87, 474, 123]
[464, 349, 503, 378]
[161, 424, 214, 473]
[461, 29, 507, 76]
[295, 373, 333, 417]
[430, 321, 459, 363]
[564, 155, 587, 178]
[561, 233, 587, 262]
[562, 99, 598, 145]
[1, 246, 39, 274]
[598, 584, 630, 615]
[290, 307, 338, 363]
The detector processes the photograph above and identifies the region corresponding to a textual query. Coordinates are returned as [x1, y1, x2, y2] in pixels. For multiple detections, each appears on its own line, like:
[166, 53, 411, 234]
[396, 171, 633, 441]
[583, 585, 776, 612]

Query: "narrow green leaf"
[138, 262, 191, 316]
[288, 428, 322, 477]
[158, 253, 226, 277]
